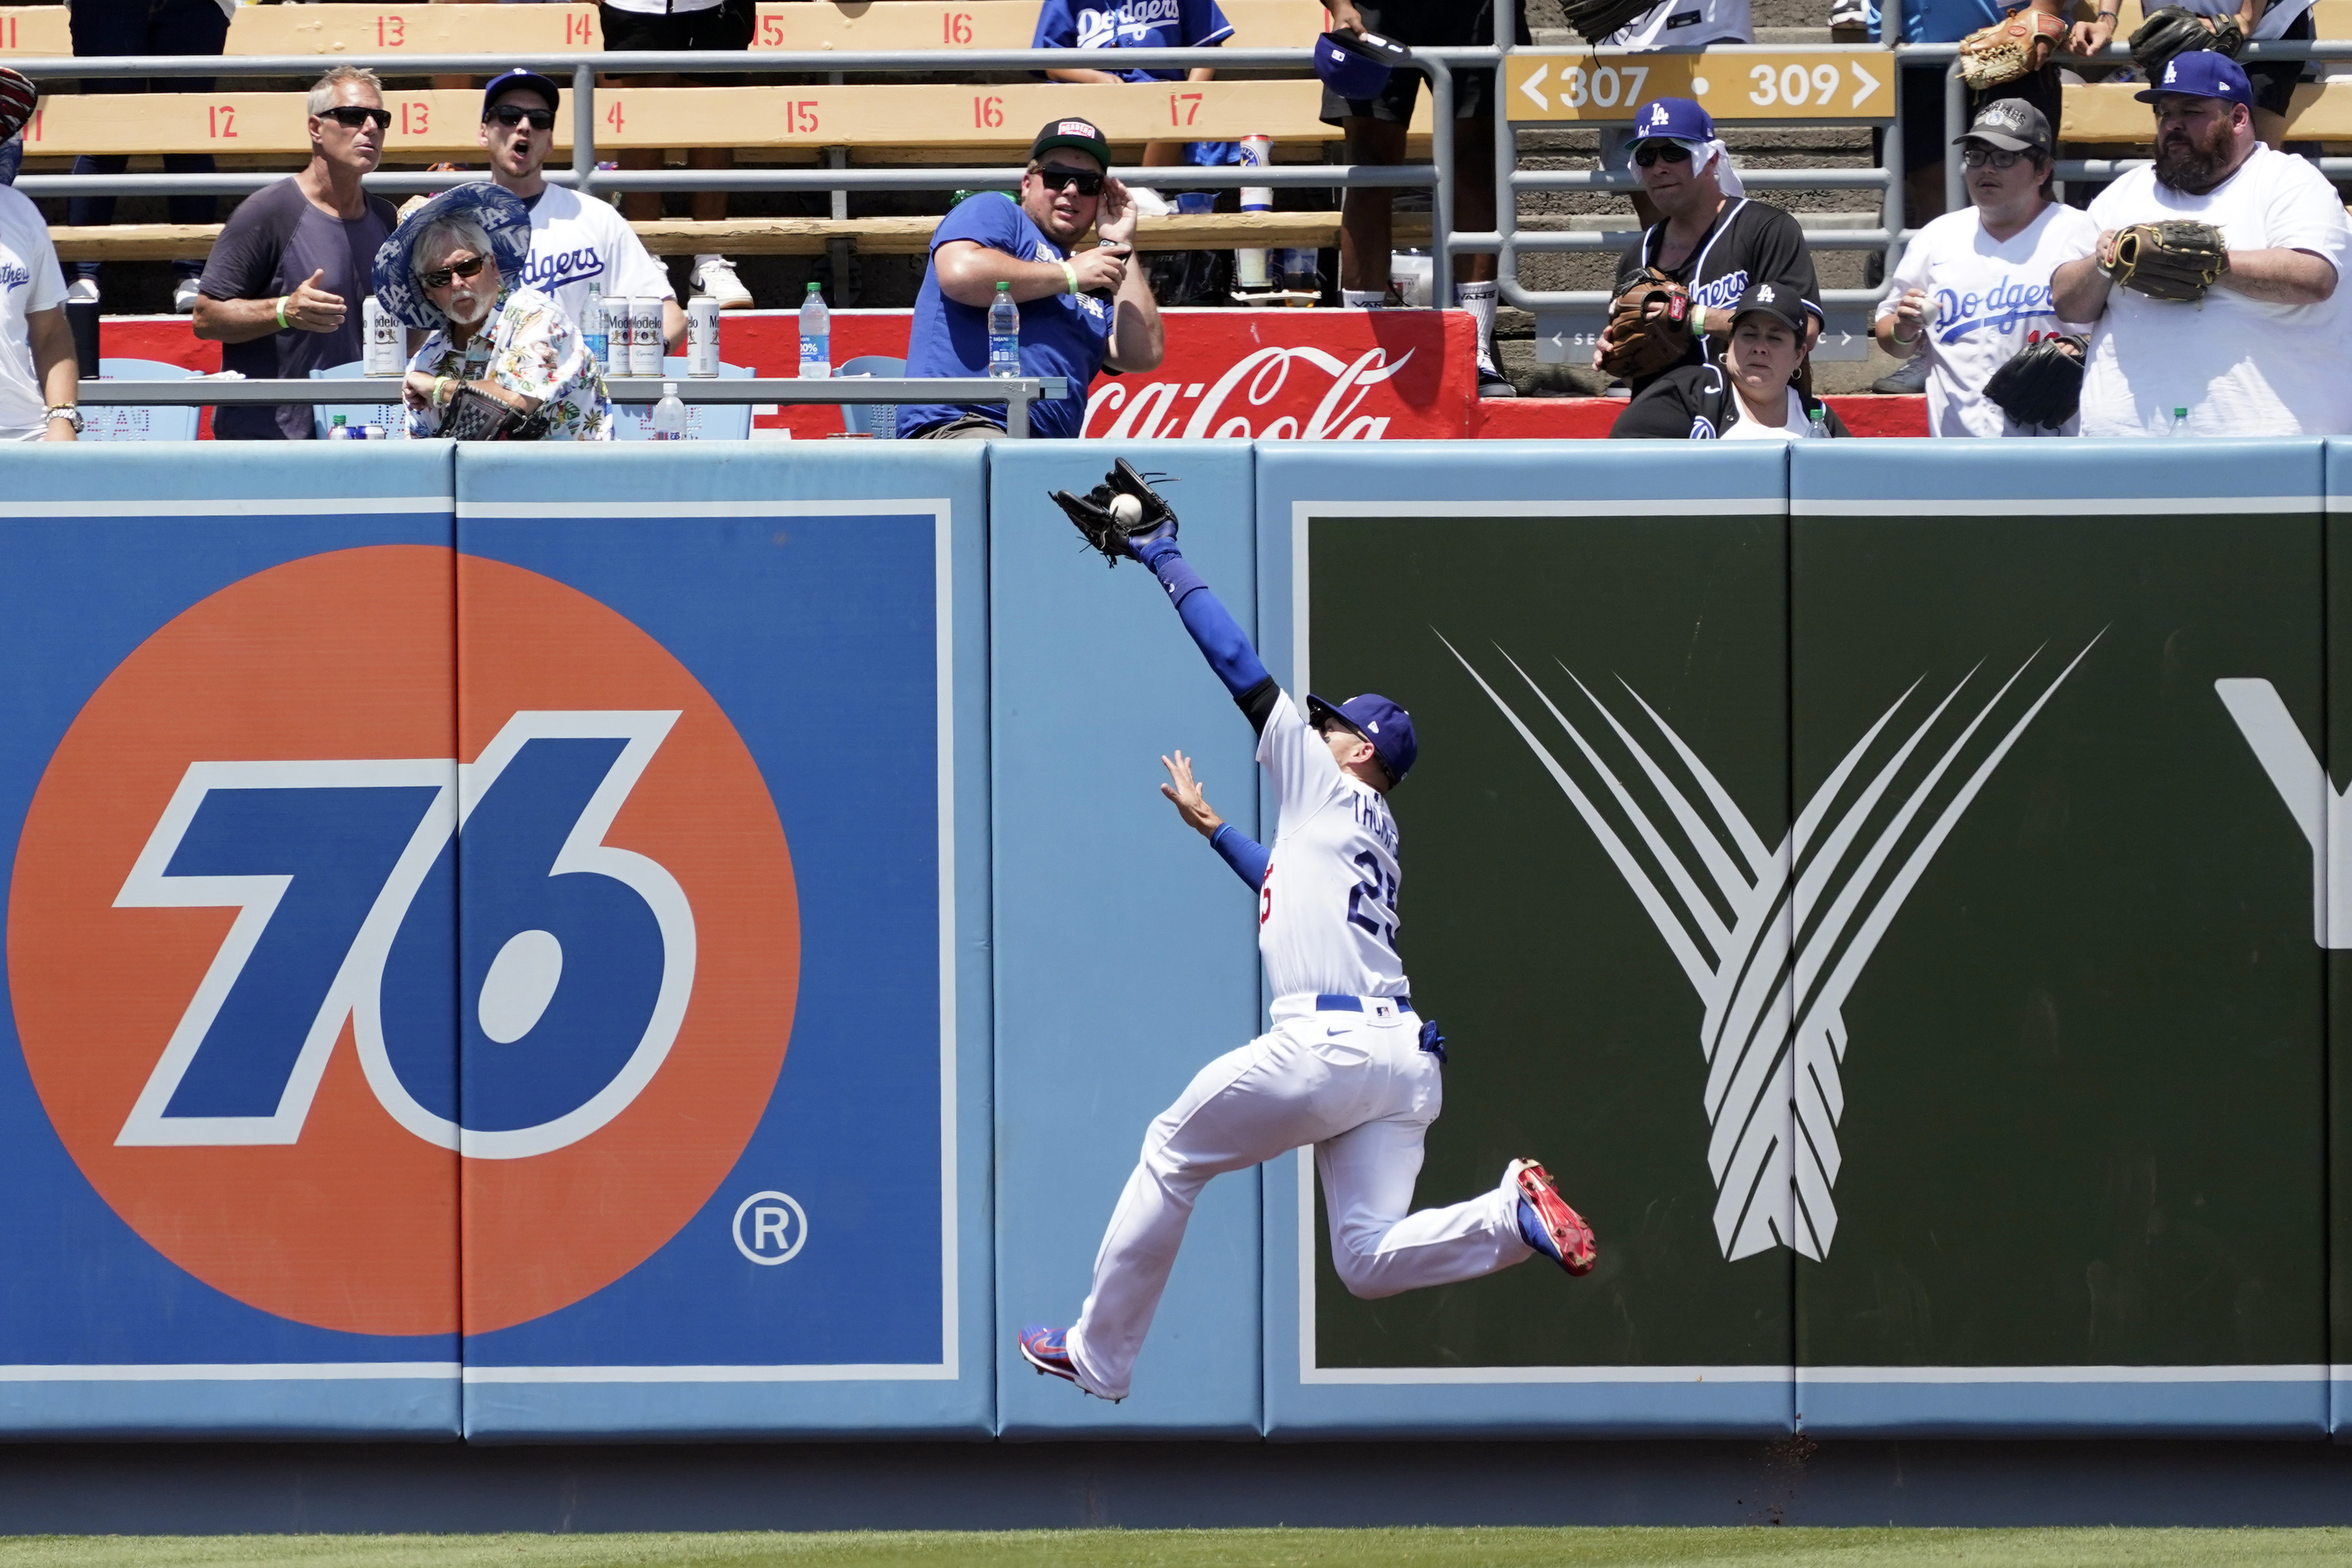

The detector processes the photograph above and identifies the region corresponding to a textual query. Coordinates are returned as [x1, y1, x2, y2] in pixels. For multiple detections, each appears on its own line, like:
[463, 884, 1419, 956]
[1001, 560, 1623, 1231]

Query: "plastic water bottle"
[799, 282, 830, 379]
[327, 414, 351, 440]
[652, 382, 687, 441]
[987, 281, 1020, 379]
[2170, 405, 2190, 436]
[581, 282, 609, 376]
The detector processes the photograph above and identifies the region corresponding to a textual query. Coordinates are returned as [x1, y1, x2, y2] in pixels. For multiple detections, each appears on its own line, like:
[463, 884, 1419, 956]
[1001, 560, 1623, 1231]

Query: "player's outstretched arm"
[1133, 535, 1281, 735]
[1161, 750, 1267, 889]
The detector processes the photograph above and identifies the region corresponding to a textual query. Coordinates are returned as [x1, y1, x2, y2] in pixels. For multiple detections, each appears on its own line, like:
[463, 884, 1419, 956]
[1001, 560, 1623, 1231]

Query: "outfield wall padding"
[0, 440, 2346, 1439]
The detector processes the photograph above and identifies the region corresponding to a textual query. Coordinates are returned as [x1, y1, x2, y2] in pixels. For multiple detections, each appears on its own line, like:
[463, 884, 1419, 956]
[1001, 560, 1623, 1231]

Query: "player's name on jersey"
[1506, 50, 1893, 123]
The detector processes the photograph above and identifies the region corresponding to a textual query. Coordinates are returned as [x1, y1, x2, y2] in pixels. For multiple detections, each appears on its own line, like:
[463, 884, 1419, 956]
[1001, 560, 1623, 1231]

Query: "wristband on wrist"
[1690, 303, 1706, 334]
[434, 376, 455, 409]
[1060, 260, 1079, 295]
[275, 295, 291, 329]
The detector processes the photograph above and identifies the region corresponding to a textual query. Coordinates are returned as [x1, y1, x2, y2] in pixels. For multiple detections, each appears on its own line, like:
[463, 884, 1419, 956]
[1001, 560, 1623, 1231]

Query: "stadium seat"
[309, 361, 405, 440]
[609, 358, 753, 440]
[835, 355, 907, 437]
[86, 358, 199, 442]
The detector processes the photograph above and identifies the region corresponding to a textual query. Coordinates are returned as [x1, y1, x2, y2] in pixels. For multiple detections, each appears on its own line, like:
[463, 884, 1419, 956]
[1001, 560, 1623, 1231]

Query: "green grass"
[0, 1531, 2342, 1568]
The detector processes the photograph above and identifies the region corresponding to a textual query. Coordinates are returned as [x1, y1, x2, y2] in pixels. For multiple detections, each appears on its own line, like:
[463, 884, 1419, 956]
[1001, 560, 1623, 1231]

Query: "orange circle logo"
[7, 546, 799, 1336]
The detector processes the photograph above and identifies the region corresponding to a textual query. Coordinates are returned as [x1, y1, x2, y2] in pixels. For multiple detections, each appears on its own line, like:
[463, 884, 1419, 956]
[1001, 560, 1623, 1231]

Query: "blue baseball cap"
[1315, 28, 1412, 100]
[483, 67, 561, 117]
[2134, 49, 2254, 105]
[1308, 693, 1418, 787]
[1628, 96, 1715, 147]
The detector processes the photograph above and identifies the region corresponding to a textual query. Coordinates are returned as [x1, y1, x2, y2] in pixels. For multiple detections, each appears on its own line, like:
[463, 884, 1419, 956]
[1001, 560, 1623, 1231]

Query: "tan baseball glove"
[1957, 7, 2069, 90]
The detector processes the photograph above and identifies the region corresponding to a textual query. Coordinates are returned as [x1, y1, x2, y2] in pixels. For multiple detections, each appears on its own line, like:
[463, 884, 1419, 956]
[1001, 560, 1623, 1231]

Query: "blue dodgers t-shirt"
[1032, 0, 1233, 81]
[898, 193, 1117, 440]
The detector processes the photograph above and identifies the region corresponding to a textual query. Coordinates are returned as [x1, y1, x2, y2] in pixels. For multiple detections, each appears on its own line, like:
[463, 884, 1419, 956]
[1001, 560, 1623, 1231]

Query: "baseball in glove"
[1981, 333, 2087, 429]
[1559, 0, 1664, 46]
[2102, 219, 2230, 302]
[2129, 5, 2243, 79]
[1050, 458, 1179, 567]
[1598, 267, 1696, 380]
[1957, 7, 2069, 90]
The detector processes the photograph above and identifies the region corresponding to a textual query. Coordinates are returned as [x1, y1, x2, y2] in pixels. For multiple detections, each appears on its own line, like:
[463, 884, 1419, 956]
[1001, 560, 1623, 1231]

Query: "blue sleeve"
[930, 191, 1023, 260]
[1032, 0, 1076, 48]
[1187, 0, 1235, 46]
[1210, 823, 1269, 890]
[1135, 536, 1268, 698]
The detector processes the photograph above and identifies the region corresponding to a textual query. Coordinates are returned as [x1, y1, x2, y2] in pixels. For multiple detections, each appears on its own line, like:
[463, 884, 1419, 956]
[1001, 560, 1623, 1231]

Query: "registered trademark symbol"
[732, 1190, 808, 1265]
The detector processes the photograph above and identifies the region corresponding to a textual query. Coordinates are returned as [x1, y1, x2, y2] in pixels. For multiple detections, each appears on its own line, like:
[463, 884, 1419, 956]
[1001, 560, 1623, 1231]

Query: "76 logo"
[112, 711, 696, 1160]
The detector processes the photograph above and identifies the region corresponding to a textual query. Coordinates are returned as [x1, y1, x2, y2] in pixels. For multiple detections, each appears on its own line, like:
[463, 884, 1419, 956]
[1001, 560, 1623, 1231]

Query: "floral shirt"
[404, 282, 610, 440]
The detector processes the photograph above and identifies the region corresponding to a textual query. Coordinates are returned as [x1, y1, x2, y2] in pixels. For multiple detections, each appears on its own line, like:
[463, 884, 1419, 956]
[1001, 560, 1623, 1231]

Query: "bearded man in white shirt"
[1875, 97, 2099, 437]
[2048, 52, 2349, 437]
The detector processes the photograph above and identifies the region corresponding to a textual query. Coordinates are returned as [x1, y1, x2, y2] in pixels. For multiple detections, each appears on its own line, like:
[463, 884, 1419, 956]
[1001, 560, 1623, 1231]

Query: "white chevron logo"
[1443, 633, 2099, 1262]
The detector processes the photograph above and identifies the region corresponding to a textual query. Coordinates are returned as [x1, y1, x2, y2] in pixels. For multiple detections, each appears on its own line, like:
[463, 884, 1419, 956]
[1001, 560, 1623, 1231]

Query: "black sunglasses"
[319, 105, 393, 131]
[419, 254, 488, 291]
[1037, 167, 1105, 197]
[1631, 141, 1693, 167]
[486, 105, 556, 131]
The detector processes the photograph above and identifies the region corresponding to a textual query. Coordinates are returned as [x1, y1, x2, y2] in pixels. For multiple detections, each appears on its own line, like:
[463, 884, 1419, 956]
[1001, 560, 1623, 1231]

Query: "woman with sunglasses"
[372, 185, 611, 441]
[1873, 99, 2096, 437]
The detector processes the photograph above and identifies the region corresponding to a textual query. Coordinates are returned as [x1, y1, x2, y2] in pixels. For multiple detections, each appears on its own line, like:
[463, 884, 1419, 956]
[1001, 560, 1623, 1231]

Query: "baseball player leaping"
[1021, 463, 1597, 1403]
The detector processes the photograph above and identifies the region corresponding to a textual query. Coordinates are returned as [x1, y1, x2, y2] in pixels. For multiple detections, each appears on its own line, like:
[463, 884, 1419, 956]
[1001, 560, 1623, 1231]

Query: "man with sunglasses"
[1873, 100, 2097, 437]
[898, 119, 1164, 440]
[477, 68, 683, 352]
[194, 67, 398, 440]
[1596, 97, 1821, 396]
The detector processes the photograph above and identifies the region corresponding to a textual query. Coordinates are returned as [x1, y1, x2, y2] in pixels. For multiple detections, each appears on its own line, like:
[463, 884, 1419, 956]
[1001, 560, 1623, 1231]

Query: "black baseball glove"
[1981, 333, 2086, 430]
[1049, 458, 1179, 567]
[2130, 6, 2244, 80]
[1560, 0, 1664, 44]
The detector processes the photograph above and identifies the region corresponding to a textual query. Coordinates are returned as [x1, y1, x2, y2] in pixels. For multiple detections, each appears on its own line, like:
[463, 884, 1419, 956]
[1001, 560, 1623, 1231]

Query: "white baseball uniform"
[1062, 691, 1536, 1403]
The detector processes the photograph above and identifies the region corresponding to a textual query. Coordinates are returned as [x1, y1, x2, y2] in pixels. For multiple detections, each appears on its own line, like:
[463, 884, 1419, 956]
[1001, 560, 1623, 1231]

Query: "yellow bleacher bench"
[0, 1, 1326, 59]
[2064, 80, 2352, 141]
[20, 78, 1406, 157]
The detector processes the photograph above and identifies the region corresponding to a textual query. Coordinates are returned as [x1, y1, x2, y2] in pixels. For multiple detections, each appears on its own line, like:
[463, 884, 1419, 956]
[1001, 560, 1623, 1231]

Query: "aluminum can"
[687, 296, 721, 377]
[362, 295, 403, 376]
[627, 297, 664, 378]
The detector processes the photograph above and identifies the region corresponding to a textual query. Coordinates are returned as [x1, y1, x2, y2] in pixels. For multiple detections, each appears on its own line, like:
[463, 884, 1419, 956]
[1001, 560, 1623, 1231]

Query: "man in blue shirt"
[899, 118, 1166, 440]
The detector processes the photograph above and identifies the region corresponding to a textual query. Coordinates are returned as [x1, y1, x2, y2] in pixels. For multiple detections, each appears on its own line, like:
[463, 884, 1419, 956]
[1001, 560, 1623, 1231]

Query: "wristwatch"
[44, 404, 81, 434]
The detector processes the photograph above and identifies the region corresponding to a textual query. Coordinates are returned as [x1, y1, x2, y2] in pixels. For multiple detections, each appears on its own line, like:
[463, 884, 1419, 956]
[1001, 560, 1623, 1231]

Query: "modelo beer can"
[1236, 132, 1272, 291]
[687, 296, 721, 377]
[628, 297, 664, 378]
[362, 295, 403, 376]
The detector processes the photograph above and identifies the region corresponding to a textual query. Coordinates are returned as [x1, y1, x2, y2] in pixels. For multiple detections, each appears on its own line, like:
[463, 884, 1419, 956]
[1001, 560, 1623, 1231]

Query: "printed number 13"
[1346, 850, 1394, 937]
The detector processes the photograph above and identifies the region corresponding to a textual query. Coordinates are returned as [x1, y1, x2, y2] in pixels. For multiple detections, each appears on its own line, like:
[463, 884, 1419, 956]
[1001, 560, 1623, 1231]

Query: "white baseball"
[1110, 494, 1145, 527]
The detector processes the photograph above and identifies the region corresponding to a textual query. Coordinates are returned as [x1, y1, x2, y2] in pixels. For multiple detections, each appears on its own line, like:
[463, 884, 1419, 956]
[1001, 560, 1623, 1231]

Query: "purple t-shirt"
[197, 176, 397, 440]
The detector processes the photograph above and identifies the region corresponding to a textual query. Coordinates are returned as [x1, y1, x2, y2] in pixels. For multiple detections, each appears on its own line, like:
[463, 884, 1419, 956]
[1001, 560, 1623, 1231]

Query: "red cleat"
[1509, 1158, 1597, 1276]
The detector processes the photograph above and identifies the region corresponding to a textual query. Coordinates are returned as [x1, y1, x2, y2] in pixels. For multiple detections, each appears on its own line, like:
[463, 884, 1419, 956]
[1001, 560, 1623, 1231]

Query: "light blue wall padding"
[1796, 1375, 2326, 1439]
[1790, 435, 2327, 508]
[452, 445, 995, 1439]
[1253, 441, 1797, 1438]
[0, 442, 461, 1438]
[989, 442, 1266, 1439]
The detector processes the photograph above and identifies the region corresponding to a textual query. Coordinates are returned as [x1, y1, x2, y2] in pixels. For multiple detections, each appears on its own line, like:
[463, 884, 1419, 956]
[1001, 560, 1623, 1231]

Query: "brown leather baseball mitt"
[2102, 220, 2230, 302]
[1957, 7, 2068, 90]
[1598, 268, 1696, 380]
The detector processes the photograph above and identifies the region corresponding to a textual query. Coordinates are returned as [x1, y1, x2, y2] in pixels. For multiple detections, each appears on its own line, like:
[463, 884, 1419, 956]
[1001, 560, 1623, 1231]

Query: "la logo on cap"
[1646, 103, 1669, 129]
[2166, 60, 2180, 82]
[1758, 283, 1776, 301]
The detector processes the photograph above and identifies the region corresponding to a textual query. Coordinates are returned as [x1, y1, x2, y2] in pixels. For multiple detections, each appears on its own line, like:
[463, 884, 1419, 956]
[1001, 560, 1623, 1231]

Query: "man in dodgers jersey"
[1019, 472, 1597, 1404]
[477, 68, 684, 352]
[1874, 99, 2098, 436]
[2049, 52, 2350, 436]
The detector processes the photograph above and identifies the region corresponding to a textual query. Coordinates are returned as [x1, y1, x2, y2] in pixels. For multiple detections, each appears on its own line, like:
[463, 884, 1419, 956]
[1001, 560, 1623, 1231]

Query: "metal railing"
[77, 374, 1070, 435]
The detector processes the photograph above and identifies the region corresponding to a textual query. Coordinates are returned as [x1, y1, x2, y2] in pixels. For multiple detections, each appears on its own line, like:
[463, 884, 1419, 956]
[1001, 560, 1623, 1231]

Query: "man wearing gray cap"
[1874, 98, 2098, 436]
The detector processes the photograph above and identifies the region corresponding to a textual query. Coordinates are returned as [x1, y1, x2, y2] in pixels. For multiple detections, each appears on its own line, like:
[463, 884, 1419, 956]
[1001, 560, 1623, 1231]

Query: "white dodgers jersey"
[1254, 692, 1408, 1001]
